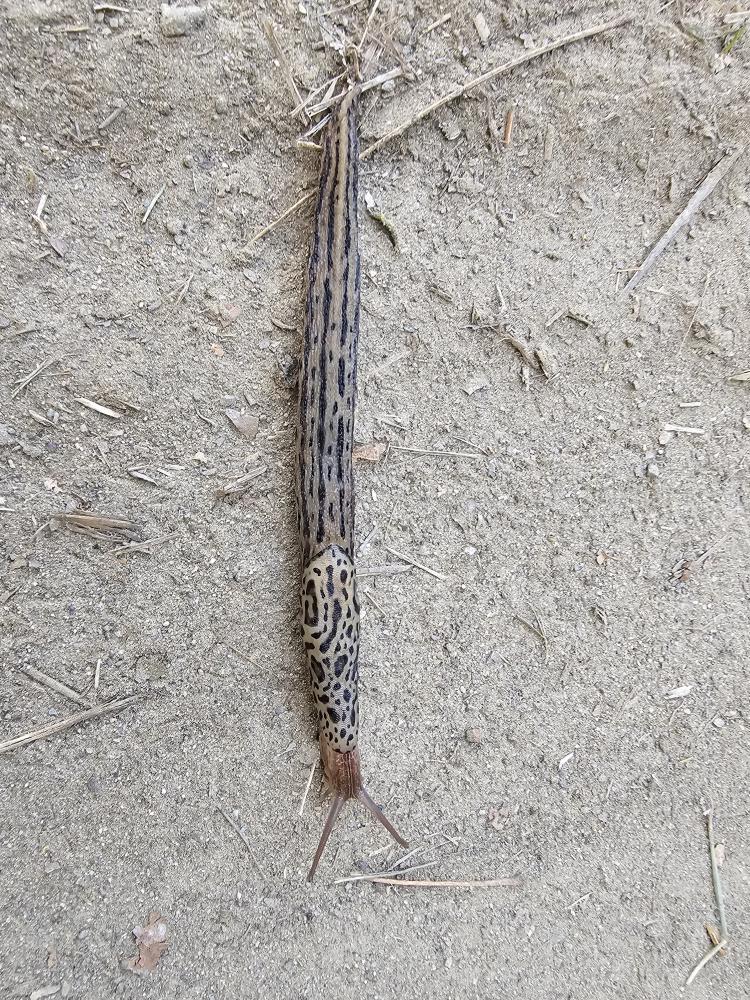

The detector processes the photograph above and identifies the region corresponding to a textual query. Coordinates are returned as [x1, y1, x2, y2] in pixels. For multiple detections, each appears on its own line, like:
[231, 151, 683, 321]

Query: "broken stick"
[624, 147, 745, 292]
[0, 696, 140, 755]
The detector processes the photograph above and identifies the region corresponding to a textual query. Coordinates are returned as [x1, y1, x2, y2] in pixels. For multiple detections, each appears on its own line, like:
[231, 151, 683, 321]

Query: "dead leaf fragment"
[665, 685, 692, 700]
[30, 987, 60, 1000]
[218, 302, 241, 327]
[474, 12, 490, 45]
[534, 345, 558, 379]
[353, 441, 386, 463]
[48, 234, 68, 258]
[225, 409, 259, 441]
[127, 912, 168, 974]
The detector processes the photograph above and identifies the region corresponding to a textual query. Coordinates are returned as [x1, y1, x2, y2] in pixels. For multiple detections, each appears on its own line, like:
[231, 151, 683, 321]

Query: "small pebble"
[474, 12, 490, 45]
[215, 94, 229, 115]
[465, 727, 483, 744]
[712, 716, 725, 729]
[646, 462, 660, 479]
[160, 3, 206, 37]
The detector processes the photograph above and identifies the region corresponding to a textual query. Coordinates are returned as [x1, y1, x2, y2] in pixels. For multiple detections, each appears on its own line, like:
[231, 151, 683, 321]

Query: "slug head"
[307, 743, 408, 881]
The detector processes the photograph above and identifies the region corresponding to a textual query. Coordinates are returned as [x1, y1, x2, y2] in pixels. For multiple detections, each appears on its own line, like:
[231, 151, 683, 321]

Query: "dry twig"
[624, 148, 745, 292]
[363, 876, 521, 888]
[20, 665, 91, 707]
[262, 17, 308, 120]
[217, 807, 259, 867]
[384, 546, 447, 580]
[686, 940, 728, 987]
[299, 760, 317, 816]
[0, 696, 140, 755]
[12, 357, 62, 399]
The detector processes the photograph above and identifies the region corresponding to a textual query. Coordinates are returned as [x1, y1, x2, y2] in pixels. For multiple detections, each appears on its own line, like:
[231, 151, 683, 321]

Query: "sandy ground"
[1, 1, 749, 997]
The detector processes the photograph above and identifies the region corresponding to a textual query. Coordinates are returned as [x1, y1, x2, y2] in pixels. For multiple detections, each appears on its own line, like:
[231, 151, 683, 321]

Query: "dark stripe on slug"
[297, 89, 360, 572]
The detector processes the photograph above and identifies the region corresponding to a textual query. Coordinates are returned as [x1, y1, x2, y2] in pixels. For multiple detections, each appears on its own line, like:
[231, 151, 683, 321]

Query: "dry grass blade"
[308, 67, 402, 116]
[392, 445, 483, 459]
[245, 189, 316, 246]
[74, 396, 123, 419]
[56, 510, 142, 539]
[384, 546, 447, 580]
[358, 563, 413, 578]
[365, 876, 522, 888]
[262, 16, 308, 120]
[111, 532, 178, 556]
[706, 809, 728, 940]
[624, 148, 745, 292]
[0, 696, 140, 755]
[142, 184, 165, 225]
[500, 331, 538, 368]
[215, 466, 267, 501]
[20, 664, 91, 708]
[11, 356, 62, 398]
[334, 855, 446, 885]
[217, 807, 260, 870]
[686, 939, 728, 987]
[298, 760, 317, 816]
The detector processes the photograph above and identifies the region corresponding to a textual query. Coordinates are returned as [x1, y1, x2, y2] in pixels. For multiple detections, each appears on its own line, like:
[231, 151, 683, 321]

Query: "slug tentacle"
[296, 86, 407, 879]
[308, 795, 344, 883]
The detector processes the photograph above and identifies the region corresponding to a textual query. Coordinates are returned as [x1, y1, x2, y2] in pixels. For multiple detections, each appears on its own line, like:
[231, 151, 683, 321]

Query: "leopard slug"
[297, 86, 407, 880]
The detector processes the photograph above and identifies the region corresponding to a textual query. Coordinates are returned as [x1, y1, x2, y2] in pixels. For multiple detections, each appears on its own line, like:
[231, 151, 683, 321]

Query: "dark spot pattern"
[301, 545, 360, 751]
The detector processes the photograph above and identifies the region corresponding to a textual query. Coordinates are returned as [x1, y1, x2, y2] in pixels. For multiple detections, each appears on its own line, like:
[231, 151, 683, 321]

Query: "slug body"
[297, 88, 406, 880]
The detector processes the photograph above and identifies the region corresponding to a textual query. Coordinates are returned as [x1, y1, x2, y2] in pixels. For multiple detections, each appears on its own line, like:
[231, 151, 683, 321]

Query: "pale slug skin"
[296, 88, 407, 880]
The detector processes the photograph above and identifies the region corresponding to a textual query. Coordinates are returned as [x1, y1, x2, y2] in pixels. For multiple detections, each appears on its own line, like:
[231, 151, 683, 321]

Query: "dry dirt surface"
[1, 1, 749, 997]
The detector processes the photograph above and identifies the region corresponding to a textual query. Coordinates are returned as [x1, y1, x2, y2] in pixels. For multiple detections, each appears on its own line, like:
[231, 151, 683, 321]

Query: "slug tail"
[358, 788, 409, 849]
[307, 794, 345, 882]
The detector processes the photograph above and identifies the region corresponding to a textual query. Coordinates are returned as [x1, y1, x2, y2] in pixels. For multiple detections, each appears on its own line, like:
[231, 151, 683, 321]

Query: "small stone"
[160, 3, 206, 37]
[225, 409, 259, 441]
[217, 302, 240, 326]
[465, 727, 483, 744]
[646, 462, 660, 479]
[474, 12, 490, 45]
[712, 716, 725, 729]
[215, 94, 229, 115]
[658, 431, 674, 446]
[165, 218, 184, 236]
[381, 78, 396, 93]
[87, 774, 102, 796]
